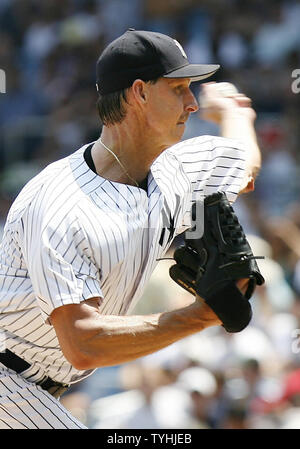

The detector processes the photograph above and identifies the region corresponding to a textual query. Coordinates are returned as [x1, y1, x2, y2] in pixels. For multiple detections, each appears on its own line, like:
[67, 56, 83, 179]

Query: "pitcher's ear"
[131, 79, 148, 103]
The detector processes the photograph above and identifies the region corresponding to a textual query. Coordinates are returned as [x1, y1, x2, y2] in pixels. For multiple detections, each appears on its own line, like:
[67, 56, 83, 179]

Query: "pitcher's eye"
[174, 85, 184, 94]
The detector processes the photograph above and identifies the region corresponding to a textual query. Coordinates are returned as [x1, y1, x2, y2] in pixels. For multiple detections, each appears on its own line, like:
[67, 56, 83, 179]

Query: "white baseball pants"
[0, 367, 86, 429]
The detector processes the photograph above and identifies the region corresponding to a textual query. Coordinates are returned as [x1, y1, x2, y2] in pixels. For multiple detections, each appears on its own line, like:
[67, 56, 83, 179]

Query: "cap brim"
[163, 64, 220, 82]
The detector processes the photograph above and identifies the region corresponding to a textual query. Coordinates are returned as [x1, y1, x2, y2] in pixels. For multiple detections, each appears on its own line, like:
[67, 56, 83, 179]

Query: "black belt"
[0, 349, 69, 399]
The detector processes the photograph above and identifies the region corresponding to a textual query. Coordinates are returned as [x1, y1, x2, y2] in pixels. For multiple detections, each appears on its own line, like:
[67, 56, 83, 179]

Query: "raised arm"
[199, 82, 262, 194]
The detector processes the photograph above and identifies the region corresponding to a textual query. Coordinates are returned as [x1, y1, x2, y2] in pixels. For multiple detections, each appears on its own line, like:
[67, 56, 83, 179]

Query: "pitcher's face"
[144, 77, 198, 147]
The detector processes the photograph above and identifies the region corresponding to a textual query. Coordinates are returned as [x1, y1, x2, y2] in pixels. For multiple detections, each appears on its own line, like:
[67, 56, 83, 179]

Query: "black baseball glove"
[169, 192, 265, 333]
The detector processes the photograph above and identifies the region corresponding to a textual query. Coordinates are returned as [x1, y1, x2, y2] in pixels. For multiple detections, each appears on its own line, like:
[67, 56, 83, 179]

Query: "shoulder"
[5, 157, 70, 225]
[8, 149, 91, 237]
[166, 135, 246, 158]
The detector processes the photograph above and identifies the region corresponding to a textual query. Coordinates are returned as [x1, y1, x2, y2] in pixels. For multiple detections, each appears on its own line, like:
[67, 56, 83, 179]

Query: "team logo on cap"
[173, 40, 187, 59]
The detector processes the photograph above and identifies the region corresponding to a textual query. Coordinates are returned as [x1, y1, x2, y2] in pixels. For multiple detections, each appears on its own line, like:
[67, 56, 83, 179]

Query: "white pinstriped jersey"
[0, 135, 246, 385]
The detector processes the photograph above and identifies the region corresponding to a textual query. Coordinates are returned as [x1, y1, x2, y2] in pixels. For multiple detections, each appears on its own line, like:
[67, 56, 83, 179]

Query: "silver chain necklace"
[99, 137, 139, 187]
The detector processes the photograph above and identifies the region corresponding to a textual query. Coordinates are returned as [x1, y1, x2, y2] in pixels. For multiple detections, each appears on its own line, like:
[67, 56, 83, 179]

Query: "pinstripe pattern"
[0, 135, 245, 428]
[0, 367, 86, 428]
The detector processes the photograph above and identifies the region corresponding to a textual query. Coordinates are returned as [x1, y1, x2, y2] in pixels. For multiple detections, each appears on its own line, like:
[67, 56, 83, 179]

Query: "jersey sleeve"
[18, 207, 103, 324]
[168, 135, 247, 203]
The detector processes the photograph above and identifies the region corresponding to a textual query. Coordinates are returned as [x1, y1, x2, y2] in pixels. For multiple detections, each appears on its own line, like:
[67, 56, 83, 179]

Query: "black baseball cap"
[96, 29, 220, 95]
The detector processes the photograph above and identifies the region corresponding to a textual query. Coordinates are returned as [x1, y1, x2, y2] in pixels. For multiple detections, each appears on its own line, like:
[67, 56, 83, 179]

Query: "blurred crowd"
[1, 0, 300, 429]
